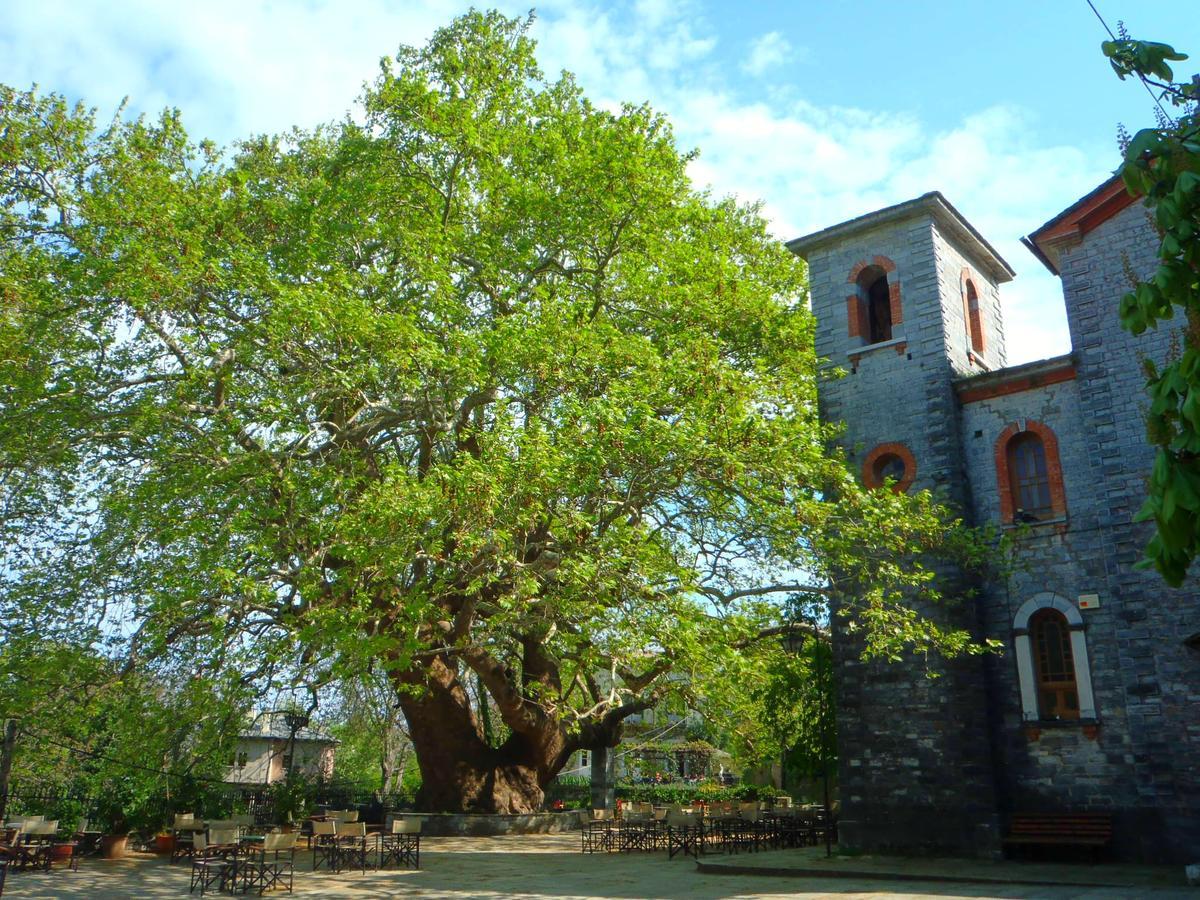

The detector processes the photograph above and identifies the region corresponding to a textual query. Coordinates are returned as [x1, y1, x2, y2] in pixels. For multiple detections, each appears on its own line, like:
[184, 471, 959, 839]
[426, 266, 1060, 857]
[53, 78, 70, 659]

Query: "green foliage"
[268, 774, 315, 825]
[327, 672, 412, 793]
[546, 776, 785, 810]
[621, 781, 784, 806]
[0, 9, 999, 801]
[1102, 35, 1200, 584]
[756, 633, 836, 780]
[0, 637, 247, 833]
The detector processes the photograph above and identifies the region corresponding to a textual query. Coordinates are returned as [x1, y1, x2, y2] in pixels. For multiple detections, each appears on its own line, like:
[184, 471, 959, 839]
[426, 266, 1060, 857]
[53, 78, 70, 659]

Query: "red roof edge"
[1022, 174, 1141, 275]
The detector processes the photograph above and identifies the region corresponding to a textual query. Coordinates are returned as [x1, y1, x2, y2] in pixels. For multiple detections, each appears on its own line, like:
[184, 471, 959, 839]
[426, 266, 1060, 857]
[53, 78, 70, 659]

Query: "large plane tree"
[0, 11, 983, 812]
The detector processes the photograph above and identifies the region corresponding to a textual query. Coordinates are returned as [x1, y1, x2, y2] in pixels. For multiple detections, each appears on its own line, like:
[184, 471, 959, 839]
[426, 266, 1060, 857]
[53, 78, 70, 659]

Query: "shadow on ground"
[2, 834, 1193, 899]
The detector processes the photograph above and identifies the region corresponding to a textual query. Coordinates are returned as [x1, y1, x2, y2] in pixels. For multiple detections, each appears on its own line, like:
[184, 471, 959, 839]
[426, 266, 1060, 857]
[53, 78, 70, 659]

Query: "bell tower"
[788, 192, 1014, 856]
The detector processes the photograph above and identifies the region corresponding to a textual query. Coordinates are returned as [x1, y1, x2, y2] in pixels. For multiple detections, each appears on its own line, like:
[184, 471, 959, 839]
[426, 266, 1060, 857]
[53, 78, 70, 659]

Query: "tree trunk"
[394, 654, 571, 813]
[0, 719, 17, 823]
[589, 744, 615, 811]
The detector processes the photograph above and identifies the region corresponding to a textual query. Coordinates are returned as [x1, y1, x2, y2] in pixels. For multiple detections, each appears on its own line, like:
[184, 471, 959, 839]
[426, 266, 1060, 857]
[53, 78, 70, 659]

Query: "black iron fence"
[1, 777, 412, 833]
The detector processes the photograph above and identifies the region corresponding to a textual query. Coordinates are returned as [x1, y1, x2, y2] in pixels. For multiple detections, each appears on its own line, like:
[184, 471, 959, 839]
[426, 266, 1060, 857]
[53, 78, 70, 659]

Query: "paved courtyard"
[2, 834, 1194, 899]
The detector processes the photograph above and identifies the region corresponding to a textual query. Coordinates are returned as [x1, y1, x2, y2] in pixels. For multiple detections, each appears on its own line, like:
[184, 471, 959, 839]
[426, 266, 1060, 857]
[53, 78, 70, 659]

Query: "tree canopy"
[1103, 33, 1200, 585]
[1, 10, 990, 812]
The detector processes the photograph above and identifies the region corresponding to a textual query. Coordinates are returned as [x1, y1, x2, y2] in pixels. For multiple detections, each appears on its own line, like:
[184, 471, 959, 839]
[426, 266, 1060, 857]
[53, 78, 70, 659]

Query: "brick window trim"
[846, 255, 902, 340]
[960, 267, 985, 356]
[862, 441, 917, 493]
[994, 419, 1067, 524]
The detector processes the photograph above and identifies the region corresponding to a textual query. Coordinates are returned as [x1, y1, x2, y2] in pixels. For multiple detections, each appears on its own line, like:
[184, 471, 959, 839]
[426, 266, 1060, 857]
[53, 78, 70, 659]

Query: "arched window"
[1007, 432, 1052, 520]
[1029, 609, 1079, 720]
[1012, 592, 1096, 724]
[965, 278, 985, 353]
[846, 256, 900, 344]
[860, 268, 892, 344]
[994, 420, 1066, 524]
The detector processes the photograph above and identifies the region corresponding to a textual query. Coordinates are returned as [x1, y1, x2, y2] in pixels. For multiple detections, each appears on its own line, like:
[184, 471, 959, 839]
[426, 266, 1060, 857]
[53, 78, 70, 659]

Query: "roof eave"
[787, 192, 1015, 283]
[1022, 174, 1140, 277]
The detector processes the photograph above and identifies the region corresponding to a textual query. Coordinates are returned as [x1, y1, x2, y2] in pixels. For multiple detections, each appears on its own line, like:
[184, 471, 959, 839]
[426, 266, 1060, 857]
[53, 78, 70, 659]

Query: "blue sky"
[3, 0, 1197, 364]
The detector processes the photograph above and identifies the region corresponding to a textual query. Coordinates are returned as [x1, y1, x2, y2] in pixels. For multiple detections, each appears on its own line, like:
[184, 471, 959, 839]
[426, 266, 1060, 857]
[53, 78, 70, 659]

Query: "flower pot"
[101, 834, 129, 859]
[50, 843, 74, 863]
[154, 833, 175, 854]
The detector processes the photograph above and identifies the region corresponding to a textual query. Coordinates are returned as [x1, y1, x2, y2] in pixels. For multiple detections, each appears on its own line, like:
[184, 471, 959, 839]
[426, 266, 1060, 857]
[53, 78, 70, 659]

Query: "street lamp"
[282, 711, 310, 777]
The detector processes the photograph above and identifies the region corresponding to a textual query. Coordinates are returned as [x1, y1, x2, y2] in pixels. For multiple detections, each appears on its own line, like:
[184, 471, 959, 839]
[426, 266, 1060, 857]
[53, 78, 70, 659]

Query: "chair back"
[665, 809, 697, 827]
[774, 795, 792, 809]
[232, 814, 255, 828]
[342, 810, 360, 823]
[313, 820, 336, 837]
[173, 813, 197, 828]
[590, 808, 611, 821]
[193, 831, 208, 853]
[263, 831, 297, 851]
[27, 820, 57, 836]
[336, 822, 366, 838]
[391, 817, 422, 834]
[208, 826, 238, 847]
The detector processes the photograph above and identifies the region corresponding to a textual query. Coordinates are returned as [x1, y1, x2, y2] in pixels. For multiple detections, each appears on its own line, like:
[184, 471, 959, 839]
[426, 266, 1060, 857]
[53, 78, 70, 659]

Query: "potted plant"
[93, 775, 161, 858]
[269, 773, 312, 832]
[153, 830, 176, 854]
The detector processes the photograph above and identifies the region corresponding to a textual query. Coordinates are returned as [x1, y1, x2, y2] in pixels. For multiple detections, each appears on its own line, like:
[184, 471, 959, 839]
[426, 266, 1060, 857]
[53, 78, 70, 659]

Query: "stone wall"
[803, 190, 1200, 863]
[1003, 200, 1200, 862]
[808, 209, 1001, 857]
[952, 198, 1200, 862]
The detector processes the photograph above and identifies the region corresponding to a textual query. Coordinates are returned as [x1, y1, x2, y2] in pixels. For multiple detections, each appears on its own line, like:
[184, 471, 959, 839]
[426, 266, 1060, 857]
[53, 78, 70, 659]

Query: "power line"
[17, 726, 239, 789]
[1085, 0, 1173, 121]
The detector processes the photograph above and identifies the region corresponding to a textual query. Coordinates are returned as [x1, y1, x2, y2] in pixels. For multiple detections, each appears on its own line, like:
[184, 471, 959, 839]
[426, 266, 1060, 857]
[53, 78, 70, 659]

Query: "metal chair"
[334, 822, 369, 874]
[238, 831, 296, 895]
[379, 818, 421, 869]
[581, 809, 614, 853]
[189, 833, 233, 896]
[666, 809, 704, 859]
[311, 820, 338, 871]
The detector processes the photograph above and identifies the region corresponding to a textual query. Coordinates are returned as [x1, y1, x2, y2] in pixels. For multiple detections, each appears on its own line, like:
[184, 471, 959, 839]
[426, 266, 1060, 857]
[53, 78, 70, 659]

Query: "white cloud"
[742, 31, 794, 76]
[0, 0, 1111, 365]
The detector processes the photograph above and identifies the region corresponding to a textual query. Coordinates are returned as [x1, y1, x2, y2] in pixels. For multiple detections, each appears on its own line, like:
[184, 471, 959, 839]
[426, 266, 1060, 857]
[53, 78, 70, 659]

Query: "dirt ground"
[2, 833, 1193, 899]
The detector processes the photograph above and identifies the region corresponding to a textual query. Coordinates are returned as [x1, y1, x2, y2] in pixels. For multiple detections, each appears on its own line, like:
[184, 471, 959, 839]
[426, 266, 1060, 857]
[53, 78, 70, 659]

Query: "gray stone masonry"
[795, 190, 1200, 864]
[802, 205, 1007, 858]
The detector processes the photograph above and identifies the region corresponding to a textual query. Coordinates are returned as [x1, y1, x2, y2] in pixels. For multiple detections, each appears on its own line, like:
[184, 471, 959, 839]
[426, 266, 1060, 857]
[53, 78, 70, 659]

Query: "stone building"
[223, 711, 337, 785]
[787, 177, 1200, 863]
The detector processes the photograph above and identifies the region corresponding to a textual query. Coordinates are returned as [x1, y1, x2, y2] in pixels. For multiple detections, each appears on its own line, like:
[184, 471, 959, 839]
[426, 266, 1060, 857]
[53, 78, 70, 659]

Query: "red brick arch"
[846, 256, 902, 341]
[862, 442, 917, 493]
[994, 420, 1067, 523]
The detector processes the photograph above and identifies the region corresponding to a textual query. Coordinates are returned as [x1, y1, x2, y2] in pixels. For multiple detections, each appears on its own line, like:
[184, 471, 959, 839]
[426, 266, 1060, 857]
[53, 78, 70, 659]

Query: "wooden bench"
[1002, 812, 1113, 857]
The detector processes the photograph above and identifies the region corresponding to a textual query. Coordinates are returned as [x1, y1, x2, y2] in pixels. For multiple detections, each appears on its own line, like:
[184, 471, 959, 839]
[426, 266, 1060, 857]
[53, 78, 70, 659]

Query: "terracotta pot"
[154, 833, 175, 854]
[100, 834, 129, 859]
[50, 843, 74, 863]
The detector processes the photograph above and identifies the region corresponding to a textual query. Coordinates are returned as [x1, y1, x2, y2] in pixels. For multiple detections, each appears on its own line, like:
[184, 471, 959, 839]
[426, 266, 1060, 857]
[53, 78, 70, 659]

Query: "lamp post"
[282, 711, 309, 779]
